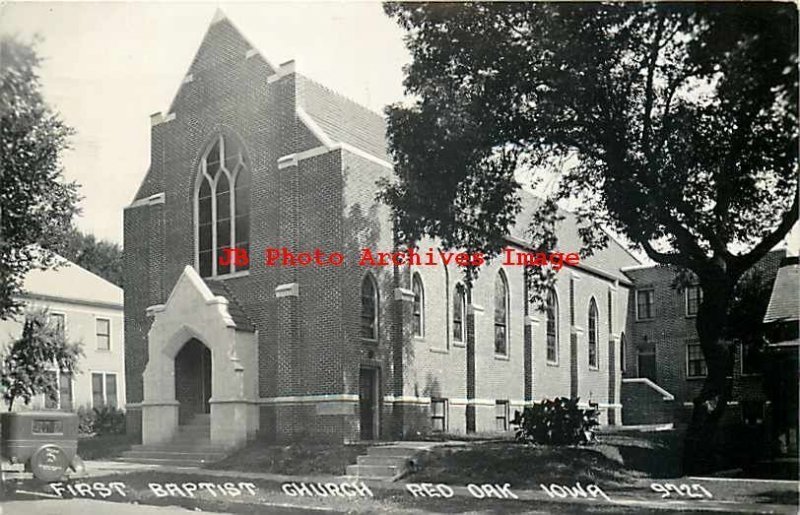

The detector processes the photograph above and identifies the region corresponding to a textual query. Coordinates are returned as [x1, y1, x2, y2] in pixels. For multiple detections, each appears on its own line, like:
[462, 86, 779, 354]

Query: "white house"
[0, 256, 125, 411]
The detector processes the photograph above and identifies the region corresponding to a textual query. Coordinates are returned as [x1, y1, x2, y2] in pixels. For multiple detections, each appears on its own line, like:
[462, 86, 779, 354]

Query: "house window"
[196, 134, 250, 278]
[50, 313, 65, 334]
[43, 370, 72, 410]
[92, 372, 118, 408]
[59, 372, 73, 411]
[96, 318, 110, 350]
[495, 400, 509, 431]
[546, 289, 559, 364]
[360, 274, 378, 340]
[494, 271, 509, 355]
[686, 340, 707, 378]
[685, 285, 702, 317]
[588, 298, 599, 369]
[44, 370, 58, 409]
[412, 273, 424, 338]
[636, 289, 655, 320]
[453, 283, 466, 343]
[431, 398, 447, 432]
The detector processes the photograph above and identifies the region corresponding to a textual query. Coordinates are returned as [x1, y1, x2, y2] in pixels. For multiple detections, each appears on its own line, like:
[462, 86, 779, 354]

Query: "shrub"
[76, 405, 125, 435]
[93, 406, 126, 435]
[77, 405, 95, 435]
[511, 397, 599, 445]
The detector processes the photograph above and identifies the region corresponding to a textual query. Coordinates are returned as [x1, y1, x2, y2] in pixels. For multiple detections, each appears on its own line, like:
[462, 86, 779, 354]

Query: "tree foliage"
[383, 2, 797, 274]
[1, 308, 83, 411]
[58, 228, 123, 287]
[383, 2, 798, 472]
[0, 36, 81, 320]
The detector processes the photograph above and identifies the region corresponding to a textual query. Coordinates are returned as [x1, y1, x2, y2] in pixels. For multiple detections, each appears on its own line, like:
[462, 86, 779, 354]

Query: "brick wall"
[623, 250, 786, 412]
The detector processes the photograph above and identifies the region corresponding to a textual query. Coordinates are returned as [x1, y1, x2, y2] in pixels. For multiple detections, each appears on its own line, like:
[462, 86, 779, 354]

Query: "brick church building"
[123, 12, 642, 448]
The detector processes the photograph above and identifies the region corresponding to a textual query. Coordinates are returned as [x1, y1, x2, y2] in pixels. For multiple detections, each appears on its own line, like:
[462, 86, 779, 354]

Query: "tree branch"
[641, 13, 666, 158]
[641, 238, 691, 267]
[731, 181, 800, 277]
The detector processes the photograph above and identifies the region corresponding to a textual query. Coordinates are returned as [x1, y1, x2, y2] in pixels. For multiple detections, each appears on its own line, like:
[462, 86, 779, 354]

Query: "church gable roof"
[296, 74, 390, 163]
[511, 192, 642, 282]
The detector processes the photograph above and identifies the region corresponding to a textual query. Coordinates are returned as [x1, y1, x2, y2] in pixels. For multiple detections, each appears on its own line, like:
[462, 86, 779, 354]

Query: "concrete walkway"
[65, 460, 799, 514]
[6, 457, 796, 514]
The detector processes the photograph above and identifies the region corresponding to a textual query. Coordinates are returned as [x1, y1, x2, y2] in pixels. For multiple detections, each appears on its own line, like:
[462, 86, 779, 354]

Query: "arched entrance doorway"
[175, 338, 212, 425]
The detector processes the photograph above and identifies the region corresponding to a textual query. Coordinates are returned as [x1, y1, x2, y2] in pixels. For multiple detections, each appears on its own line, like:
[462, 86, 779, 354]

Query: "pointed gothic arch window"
[195, 134, 250, 278]
[361, 273, 379, 340]
[412, 273, 425, 338]
[494, 270, 509, 356]
[453, 283, 466, 343]
[588, 297, 599, 368]
[546, 288, 559, 364]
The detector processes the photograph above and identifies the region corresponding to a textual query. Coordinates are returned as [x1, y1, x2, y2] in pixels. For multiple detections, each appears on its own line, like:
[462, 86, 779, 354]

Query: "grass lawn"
[208, 442, 370, 475]
[407, 429, 684, 489]
[77, 433, 135, 460]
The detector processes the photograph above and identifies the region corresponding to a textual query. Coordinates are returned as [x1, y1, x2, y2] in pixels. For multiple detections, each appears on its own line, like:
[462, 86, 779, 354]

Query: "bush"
[77, 405, 95, 435]
[76, 405, 125, 435]
[511, 397, 599, 445]
[93, 406, 125, 435]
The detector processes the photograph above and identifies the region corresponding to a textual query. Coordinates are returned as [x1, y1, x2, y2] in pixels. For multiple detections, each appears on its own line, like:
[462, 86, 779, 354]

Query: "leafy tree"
[1, 308, 83, 411]
[383, 2, 798, 473]
[0, 35, 81, 320]
[58, 228, 123, 287]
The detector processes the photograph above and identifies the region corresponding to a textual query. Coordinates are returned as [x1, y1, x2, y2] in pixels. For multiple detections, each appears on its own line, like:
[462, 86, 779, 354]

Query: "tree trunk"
[683, 274, 734, 474]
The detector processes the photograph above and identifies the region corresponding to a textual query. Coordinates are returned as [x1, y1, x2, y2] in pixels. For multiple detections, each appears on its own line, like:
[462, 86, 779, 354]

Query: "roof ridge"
[516, 189, 641, 266]
[297, 73, 386, 120]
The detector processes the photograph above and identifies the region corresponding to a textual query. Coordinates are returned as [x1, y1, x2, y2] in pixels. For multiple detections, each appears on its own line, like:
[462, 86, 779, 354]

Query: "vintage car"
[0, 411, 80, 481]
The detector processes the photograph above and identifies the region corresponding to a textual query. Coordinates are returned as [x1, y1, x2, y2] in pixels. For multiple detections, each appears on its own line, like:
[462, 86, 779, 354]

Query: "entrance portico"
[141, 266, 258, 448]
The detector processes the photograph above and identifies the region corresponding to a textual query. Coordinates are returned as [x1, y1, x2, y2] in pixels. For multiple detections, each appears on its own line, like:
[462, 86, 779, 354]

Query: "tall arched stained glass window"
[453, 283, 466, 343]
[196, 134, 250, 277]
[361, 274, 379, 340]
[412, 273, 425, 338]
[588, 298, 599, 368]
[546, 289, 559, 364]
[494, 271, 509, 356]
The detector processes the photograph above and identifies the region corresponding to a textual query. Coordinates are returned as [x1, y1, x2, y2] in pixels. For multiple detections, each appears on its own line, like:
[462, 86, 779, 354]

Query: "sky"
[0, 1, 410, 245]
[1, 1, 797, 255]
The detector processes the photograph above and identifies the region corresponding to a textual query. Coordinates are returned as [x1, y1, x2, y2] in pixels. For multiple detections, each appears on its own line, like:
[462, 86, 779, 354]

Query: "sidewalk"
[67, 460, 799, 514]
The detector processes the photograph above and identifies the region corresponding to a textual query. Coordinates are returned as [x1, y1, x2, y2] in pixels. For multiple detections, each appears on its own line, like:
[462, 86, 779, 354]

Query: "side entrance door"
[359, 367, 379, 440]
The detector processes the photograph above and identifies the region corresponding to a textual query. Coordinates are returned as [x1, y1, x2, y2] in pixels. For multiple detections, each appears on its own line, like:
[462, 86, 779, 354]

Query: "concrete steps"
[345, 463, 402, 478]
[119, 414, 227, 467]
[345, 442, 439, 481]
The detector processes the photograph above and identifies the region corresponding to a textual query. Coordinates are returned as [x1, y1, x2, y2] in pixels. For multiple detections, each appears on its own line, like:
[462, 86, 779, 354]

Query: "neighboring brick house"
[0, 256, 126, 412]
[620, 249, 787, 425]
[123, 12, 642, 448]
[762, 256, 799, 455]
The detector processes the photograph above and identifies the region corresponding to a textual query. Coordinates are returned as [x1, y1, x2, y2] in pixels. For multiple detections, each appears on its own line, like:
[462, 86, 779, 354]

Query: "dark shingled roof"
[204, 279, 255, 332]
[297, 74, 389, 162]
[764, 258, 800, 324]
